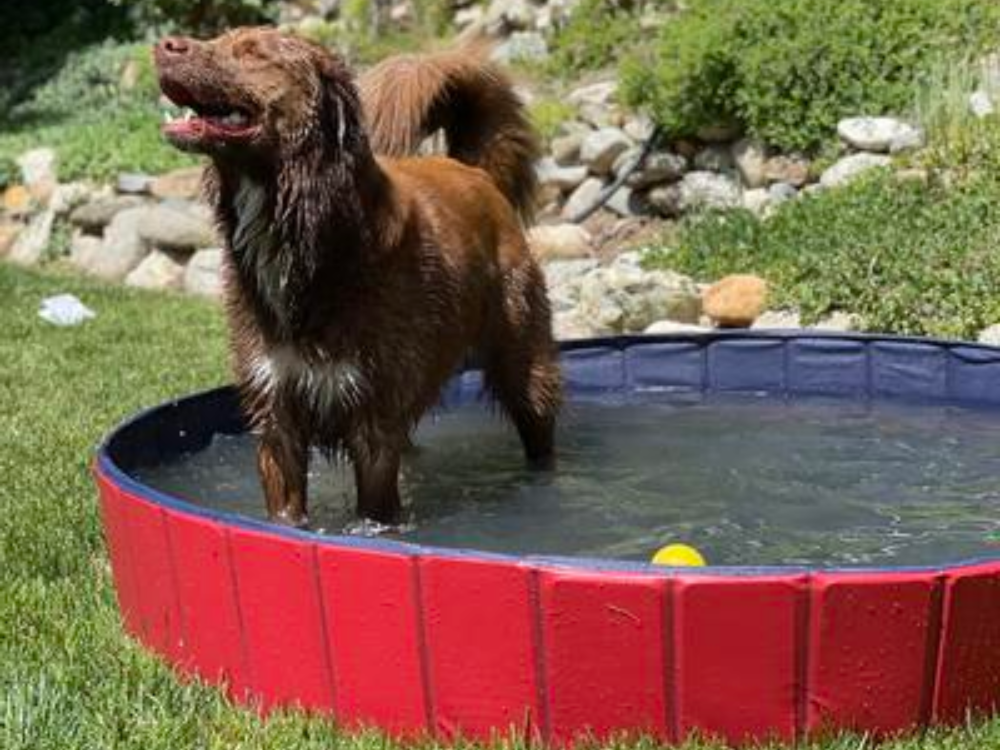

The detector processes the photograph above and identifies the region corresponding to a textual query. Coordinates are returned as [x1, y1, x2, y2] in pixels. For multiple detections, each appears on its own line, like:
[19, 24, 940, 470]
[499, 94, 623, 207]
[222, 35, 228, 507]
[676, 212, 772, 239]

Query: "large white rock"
[676, 171, 742, 212]
[184, 248, 225, 298]
[125, 250, 186, 291]
[732, 139, 768, 188]
[536, 157, 588, 193]
[71, 206, 150, 280]
[820, 153, 892, 188]
[837, 117, 920, 153]
[138, 202, 217, 252]
[562, 177, 605, 220]
[575, 264, 702, 333]
[8, 208, 55, 266]
[580, 128, 633, 175]
[528, 223, 593, 261]
[16, 147, 57, 187]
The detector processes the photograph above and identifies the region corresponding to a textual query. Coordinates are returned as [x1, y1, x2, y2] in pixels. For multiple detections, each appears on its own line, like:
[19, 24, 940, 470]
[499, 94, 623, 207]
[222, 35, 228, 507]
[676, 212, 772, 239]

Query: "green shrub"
[107, 0, 276, 36]
[623, 0, 1000, 153]
[529, 98, 578, 141]
[646, 173, 1000, 338]
[547, 0, 641, 77]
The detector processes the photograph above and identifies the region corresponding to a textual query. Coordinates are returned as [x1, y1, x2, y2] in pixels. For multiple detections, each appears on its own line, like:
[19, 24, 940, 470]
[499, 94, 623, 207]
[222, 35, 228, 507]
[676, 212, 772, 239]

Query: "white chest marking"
[249, 346, 365, 412]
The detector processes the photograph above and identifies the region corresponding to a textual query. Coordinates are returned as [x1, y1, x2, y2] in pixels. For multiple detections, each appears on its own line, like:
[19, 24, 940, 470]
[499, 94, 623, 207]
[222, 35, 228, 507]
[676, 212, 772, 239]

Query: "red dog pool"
[94, 333, 1000, 746]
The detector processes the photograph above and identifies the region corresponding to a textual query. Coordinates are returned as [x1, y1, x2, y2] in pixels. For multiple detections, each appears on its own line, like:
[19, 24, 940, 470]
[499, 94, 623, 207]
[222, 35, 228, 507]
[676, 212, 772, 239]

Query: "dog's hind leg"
[484, 260, 563, 467]
[349, 441, 404, 524]
[257, 428, 310, 527]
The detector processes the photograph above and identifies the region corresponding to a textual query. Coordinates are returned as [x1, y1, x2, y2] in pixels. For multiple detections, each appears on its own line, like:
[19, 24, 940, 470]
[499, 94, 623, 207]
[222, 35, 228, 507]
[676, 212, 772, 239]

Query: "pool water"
[135, 393, 1000, 568]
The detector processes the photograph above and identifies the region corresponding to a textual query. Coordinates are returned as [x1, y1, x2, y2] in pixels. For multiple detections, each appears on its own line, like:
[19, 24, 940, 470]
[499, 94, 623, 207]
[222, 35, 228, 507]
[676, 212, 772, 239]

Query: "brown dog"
[153, 28, 561, 526]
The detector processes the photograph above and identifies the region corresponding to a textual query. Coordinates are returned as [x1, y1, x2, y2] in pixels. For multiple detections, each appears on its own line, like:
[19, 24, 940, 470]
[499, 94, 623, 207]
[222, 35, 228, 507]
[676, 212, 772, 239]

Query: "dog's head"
[153, 27, 359, 159]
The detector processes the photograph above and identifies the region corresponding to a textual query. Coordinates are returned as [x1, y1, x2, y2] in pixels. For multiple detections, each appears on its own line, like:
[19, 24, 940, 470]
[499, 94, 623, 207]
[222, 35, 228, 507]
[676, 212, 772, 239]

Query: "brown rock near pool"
[703, 274, 769, 328]
[150, 166, 204, 201]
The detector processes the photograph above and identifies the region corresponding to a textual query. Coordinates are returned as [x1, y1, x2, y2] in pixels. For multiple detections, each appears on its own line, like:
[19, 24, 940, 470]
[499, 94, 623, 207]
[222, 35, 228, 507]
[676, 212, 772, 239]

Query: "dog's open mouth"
[159, 79, 261, 148]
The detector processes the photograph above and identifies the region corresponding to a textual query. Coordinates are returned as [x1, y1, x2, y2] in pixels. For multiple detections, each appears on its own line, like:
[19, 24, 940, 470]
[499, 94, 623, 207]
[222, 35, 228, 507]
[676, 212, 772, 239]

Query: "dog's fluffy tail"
[360, 40, 540, 223]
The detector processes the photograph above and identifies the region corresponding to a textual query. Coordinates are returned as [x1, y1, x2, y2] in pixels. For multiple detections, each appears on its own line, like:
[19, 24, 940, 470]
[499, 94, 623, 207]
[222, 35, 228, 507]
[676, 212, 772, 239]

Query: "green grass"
[5, 261, 1000, 748]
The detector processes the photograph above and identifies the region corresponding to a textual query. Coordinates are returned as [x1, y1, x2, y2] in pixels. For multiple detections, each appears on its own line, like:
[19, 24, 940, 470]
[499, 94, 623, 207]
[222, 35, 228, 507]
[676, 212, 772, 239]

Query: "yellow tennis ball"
[651, 543, 706, 567]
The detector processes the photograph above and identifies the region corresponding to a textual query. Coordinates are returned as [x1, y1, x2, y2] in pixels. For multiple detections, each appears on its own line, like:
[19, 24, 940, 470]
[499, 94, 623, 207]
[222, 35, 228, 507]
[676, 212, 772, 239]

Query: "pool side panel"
[948, 347, 1000, 405]
[673, 574, 807, 745]
[166, 507, 252, 699]
[229, 528, 336, 713]
[420, 557, 543, 742]
[806, 571, 942, 739]
[95, 471, 143, 643]
[315, 546, 429, 736]
[934, 563, 1000, 724]
[537, 568, 671, 745]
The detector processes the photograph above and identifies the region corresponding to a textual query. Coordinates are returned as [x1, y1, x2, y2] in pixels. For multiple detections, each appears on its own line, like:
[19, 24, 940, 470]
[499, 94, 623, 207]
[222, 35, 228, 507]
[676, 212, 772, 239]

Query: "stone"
[150, 166, 204, 201]
[543, 258, 599, 292]
[492, 31, 549, 64]
[552, 310, 596, 340]
[763, 155, 811, 187]
[49, 182, 92, 216]
[8, 209, 55, 266]
[605, 186, 646, 217]
[768, 182, 798, 203]
[820, 153, 892, 188]
[0, 221, 22, 256]
[16, 147, 57, 187]
[979, 324, 1000, 347]
[702, 274, 769, 328]
[752, 309, 802, 330]
[623, 115, 655, 142]
[484, 0, 537, 33]
[184, 248, 225, 298]
[454, 4, 485, 29]
[643, 320, 711, 335]
[576, 264, 702, 333]
[71, 206, 150, 280]
[125, 250, 186, 291]
[528, 223, 593, 261]
[568, 81, 618, 108]
[551, 132, 585, 166]
[2, 185, 32, 216]
[814, 311, 860, 332]
[742, 188, 772, 217]
[889, 127, 925, 154]
[68, 233, 103, 269]
[625, 150, 687, 188]
[562, 177, 605, 220]
[732, 139, 768, 188]
[645, 184, 682, 218]
[70, 196, 146, 233]
[580, 128, 633, 176]
[117, 173, 154, 195]
[536, 157, 588, 193]
[693, 144, 735, 173]
[676, 171, 741, 213]
[696, 122, 741, 143]
[138, 202, 218, 252]
[970, 90, 995, 119]
[837, 117, 920, 153]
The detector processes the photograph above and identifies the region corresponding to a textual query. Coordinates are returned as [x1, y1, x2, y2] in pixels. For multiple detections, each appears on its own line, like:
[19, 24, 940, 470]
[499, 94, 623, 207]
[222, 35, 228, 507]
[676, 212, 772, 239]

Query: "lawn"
[3, 261, 1000, 750]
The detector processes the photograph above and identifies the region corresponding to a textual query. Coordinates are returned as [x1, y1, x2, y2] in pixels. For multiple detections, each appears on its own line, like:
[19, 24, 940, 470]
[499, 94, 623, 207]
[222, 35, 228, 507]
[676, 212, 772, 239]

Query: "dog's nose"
[159, 36, 191, 56]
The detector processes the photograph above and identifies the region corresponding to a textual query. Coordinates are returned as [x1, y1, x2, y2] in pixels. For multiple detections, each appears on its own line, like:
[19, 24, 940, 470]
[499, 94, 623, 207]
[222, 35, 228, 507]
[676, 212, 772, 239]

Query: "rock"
[576, 264, 702, 333]
[676, 171, 741, 213]
[979, 324, 1000, 346]
[732, 139, 767, 188]
[562, 177, 605, 220]
[763, 154, 811, 187]
[693, 144, 735, 173]
[68, 233, 103, 268]
[49, 182, 92, 216]
[702, 274, 769, 328]
[2, 185, 32, 216]
[138, 202, 217, 252]
[528, 223, 593, 261]
[552, 310, 596, 340]
[605, 186, 646, 217]
[889, 127, 925, 154]
[820, 153, 892, 188]
[623, 115, 655, 142]
[492, 31, 549, 64]
[117, 173, 154, 195]
[125, 250, 186, 291]
[643, 320, 711, 335]
[568, 81, 617, 108]
[742, 188, 772, 217]
[645, 184, 682, 217]
[752, 310, 802, 330]
[0, 221, 22, 256]
[970, 90, 995, 119]
[454, 4, 485, 29]
[768, 182, 798, 203]
[814, 311, 860, 332]
[543, 257, 599, 292]
[72, 206, 149, 280]
[551, 132, 585, 166]
[484, 0, 537, 33]
[837, 117, 920, 153]
[150, 166, 204, 201]
[70, 196, 146, 233]
[536, 157, 588, 193]
[696, 122, 741, 143]
[626, 150, 687, 188]
[580, 128, 633, 176]
[184, 248, 225, 298]
[8, 209, 55, 266]
[16, 148, 57, 187]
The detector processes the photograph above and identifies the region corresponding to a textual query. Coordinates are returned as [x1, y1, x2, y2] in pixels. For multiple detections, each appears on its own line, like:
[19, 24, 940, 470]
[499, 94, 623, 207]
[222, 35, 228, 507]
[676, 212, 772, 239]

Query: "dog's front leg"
[257, 429, 309, 527]
[350, 445, 402, 525]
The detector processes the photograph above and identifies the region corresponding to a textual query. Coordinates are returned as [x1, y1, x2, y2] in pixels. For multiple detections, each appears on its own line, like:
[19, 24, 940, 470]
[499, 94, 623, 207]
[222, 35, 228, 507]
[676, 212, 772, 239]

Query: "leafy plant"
[107, 0, 276, 36]
[529, 98, 578, 142]
[547, 0, 642, 77]
[623, 0, 1000, 153]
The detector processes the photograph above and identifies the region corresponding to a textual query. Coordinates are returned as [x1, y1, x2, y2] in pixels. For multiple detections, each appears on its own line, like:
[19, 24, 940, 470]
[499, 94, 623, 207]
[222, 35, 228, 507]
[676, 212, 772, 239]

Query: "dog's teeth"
[223, 112, 248, 126]
[163, 110, 175, 124]
[182, 108, 195, 122]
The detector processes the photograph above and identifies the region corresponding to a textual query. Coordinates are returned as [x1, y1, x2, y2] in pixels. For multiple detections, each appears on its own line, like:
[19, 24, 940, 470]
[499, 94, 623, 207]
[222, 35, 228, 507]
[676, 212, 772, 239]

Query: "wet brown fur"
[153, 28, 561, 525]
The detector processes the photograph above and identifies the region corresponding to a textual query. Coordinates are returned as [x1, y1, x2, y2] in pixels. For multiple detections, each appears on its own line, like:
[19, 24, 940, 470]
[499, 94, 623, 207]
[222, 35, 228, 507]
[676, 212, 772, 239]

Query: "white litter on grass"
[38, 294, 96, 327]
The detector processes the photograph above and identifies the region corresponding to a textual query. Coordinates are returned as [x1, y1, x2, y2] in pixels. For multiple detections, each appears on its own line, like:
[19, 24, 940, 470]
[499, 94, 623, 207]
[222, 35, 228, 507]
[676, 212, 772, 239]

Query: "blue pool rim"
[96, 330, 1000, 577]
